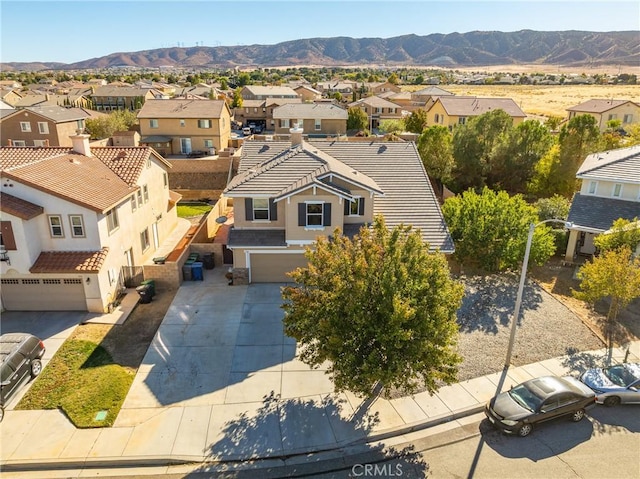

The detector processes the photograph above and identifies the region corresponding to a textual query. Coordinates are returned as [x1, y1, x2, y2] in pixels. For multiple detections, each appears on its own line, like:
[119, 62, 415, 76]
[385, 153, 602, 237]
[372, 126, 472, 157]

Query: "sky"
[1, 0, 639, 64]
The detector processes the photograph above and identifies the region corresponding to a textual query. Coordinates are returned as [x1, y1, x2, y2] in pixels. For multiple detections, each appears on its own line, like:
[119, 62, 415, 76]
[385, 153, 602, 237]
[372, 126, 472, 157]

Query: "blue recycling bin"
[191, 262, 204, 281]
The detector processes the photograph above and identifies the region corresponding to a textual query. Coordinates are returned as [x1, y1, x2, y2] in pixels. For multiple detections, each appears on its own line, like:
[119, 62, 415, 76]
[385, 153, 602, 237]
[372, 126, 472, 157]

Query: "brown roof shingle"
[0, 192, 44, 220]
[30, 248, 109, 273]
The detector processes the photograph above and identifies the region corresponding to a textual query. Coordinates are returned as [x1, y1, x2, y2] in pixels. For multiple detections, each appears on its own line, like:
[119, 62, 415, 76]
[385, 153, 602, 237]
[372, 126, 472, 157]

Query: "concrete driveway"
[0, 310, 83, 409]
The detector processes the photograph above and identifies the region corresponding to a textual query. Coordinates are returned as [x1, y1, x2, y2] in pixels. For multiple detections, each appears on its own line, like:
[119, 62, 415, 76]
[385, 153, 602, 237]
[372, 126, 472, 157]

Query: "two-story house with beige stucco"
[426, 96, 526, 130]
[0, 106, 90, 147]
[0, 134, 180, 312]
[272, 103, 347, 136]
[565, 145, 640, 261]
[347, 96, 405, 130]
[566, 99, 640, 132]
[222, 127, 454, 283]
[137, 99, 232, 156]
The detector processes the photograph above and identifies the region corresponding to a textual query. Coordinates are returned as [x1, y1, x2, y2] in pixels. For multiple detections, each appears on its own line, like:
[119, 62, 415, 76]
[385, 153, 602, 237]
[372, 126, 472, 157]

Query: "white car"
[579, 363, 640, 406]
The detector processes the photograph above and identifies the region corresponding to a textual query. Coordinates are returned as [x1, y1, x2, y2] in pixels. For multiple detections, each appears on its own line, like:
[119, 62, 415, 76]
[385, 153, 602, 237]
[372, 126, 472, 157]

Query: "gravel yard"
[455, 274, 604, 382]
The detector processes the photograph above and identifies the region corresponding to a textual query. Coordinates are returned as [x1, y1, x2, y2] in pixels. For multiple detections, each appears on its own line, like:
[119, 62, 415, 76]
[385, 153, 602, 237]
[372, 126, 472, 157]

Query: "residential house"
[234, 98, 302, 131]
[222, 128, 454, 283]
[0, 134, 180, 312]
[316, 81, 356, 98]
[566, 99, 640, 132]
[347, 96, 404, 130]
[410, 86, 454, 105]
[366, 81, 402, 95]
[426, 96, 526, 130]
[294, 85, 322, 102]
[0, 89, 23, 107]
[0, 105, 90, 147]
[90, 86, 160, 111]
[565, 145, 640, 261]
[137, 99, 232, 156]
[240, 86, 299, 101]
[272, 103, 347, 136]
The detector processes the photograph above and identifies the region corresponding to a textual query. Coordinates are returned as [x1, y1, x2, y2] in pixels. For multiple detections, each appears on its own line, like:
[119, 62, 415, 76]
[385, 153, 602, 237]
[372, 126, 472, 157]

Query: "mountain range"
[3, 30, 639, 71]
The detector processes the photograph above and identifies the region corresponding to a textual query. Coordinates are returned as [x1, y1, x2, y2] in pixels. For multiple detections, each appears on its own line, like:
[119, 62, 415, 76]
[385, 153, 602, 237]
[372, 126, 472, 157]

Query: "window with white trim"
[348, 197, 364, 216]
[150, 119, 159, 128]
[33, 140, 47, 147]
[131, 196, 137, 212]
[612, 183, 623, 198]
[20, 122, 31, 132]
[48, 215, 64, 237]
[282, 119, 290, 128]
[314, 119, 321, 130]
[163, 172, 168, 188]
[588, 181, 598, 195]
[106, 208, 119, 233]
[306, 203, 323, 226]
[143, 184, 149, 203]
[204, 139, 213, 148]
[69, 215, 85, 237]
[140, 228, 150, 252]
[37, 122, 49, 134]
[137, 190, 143, 207]
[252, 198, 269, 220]
[198, 119, 211, 128]
[624, 114, 634, 124]
[458, 117, 467, 125]
[180, 119, 186, 127]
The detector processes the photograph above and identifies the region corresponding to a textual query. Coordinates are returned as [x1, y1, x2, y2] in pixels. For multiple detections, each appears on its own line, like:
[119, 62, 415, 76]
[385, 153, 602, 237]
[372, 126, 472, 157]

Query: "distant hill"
[2, 30, 639, 71]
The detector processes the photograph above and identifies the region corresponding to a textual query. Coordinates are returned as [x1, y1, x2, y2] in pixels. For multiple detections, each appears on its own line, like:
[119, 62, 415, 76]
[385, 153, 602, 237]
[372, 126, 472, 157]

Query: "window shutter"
[323, 203, 332, 226]
[245, 198, 253, 221]
[0, 221, 17, 250]
[358, 198, 365, 215]
[344, 200, 350, 215]
[298, 203, 306, 226]
[269, 199, 277, 221]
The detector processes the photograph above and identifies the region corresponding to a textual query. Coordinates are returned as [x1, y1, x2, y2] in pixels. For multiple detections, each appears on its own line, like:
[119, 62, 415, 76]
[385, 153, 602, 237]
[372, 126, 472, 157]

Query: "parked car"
[579, 363, 640, 406]
[485, 376, 596, 437]
[242, 127, 252, 136]
[0, 333, 46, 422]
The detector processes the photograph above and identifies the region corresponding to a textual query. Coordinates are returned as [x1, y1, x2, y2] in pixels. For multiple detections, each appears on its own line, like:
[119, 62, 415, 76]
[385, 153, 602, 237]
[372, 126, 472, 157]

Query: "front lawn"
[17, 339, 134, 427]
[177, 203, 213, 218]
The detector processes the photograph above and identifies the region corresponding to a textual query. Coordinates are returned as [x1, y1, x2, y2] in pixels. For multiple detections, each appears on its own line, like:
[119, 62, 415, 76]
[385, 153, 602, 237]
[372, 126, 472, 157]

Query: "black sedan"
[485, 376, 596, 437]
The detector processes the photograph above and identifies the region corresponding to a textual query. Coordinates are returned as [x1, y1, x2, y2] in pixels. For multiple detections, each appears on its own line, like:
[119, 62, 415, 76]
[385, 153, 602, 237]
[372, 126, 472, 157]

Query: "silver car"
[579, 363, 640, 406]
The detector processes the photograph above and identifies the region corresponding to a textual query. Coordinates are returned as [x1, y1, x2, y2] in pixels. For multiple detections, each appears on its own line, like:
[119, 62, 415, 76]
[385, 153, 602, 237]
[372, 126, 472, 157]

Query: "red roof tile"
[0, 192, 43, 219]
[30, 248, 109, 273]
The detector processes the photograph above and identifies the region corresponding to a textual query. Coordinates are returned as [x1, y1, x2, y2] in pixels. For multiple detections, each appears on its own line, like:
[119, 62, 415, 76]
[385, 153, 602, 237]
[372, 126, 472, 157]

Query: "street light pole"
[504, 219, 573, 368]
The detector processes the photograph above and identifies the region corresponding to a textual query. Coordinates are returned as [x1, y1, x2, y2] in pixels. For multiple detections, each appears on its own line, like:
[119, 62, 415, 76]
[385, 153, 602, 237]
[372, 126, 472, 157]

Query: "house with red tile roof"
[0, 134, 180, 312]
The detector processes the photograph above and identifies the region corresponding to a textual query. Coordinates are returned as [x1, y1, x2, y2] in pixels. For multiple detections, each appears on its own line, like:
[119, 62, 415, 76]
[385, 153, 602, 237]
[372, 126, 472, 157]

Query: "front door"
[180, 138, 192, 154]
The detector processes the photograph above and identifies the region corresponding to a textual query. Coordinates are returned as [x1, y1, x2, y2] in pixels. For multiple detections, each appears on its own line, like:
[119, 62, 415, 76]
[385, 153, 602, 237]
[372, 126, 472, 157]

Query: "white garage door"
[250, 253, 308, 283]
[0, 278, 87, 311]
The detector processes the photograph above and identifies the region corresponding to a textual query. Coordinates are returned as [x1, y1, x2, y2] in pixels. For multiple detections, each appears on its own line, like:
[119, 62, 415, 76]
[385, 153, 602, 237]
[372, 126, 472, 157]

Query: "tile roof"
[1, 146, 169, 212]
[0, 192, 44, 220]
[568, 193, 640, 231]
[576, 145, 640, 183]
[91, 86, 157, 97]
[272, 103, 347, 120]
[243, 86, 298, 97]
[436, 96, 526, 117]
[23, 105, 90, 122]
[348, 96, 403, 109]
[137, 99, 228, 119]
[412, 86, 454, 96]
[30, 248, 109, 273]
[229, 140, 454, 252]
[567, 99, 637, 113]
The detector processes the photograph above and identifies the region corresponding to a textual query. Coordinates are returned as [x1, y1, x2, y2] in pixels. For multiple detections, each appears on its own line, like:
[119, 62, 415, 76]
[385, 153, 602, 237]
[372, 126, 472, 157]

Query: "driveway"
[0, 310, 83, 409]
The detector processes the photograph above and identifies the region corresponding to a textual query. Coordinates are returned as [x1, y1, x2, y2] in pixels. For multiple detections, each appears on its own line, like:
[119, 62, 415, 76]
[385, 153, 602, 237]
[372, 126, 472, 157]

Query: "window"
[198, 119, 211, 128]
[345, 197, 365, 216]
[204, 139, 213, 148]
[252, 198, 270, 220]
[458, 117, 467, 125]
[588, 181, 598, 195]
[624, 114, 634, 124]
[143, 184, 149, 203]
[140, 228, 150, 252]
[180, 119, 186, 127]
[37, 122, 49, 134]
[314, 119, 321, 131]
[149, 119, 159, 128]
[131, 196, 137, 212]
[76, 119, 85, 130]
[608, 114, 618, 121]
[69, 215, 85, 237]
[282, 119, 290, 128]
[106, 208, 119, 232]
[20, 122, 31, 132]
[12, 140, 26, 146]
[33, 140, 47, 147]
[306, 203, 323, 226]
[163, 172, 168, 188]
[612, 183, 623, 198]
[137, 190, 143, 207]
[48, 215, 64, 237]
[434, 113, 440, 123]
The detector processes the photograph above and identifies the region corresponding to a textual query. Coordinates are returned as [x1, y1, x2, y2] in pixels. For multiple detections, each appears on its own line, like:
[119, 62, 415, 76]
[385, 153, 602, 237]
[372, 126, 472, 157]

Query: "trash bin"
[182, 263, 193, 281]
[188, 252, 200, 262]
[191, 262, 204, 281]
[203, 253, 214, 270]
[141, 279, 156, 297]
[136, 285, 152, 304]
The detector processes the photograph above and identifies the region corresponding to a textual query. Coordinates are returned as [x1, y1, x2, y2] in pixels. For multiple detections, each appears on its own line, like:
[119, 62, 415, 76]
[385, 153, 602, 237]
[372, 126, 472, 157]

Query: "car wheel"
[571, 408, 585, 422]
[0, 406, 4, 422]
[603, 396, 621, 407]
[30, 359, 42, 378]
[518, 423, 532, 437]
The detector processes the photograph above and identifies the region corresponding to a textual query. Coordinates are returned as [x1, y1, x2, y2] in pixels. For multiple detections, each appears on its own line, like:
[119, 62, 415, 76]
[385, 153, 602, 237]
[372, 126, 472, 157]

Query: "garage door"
[250, 253, 308, 283]
[0, 278, 87, 311]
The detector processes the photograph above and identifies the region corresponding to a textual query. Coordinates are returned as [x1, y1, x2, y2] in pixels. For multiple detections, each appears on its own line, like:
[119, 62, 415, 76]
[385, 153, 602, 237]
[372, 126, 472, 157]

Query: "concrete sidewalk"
[1, 267, 638, 475]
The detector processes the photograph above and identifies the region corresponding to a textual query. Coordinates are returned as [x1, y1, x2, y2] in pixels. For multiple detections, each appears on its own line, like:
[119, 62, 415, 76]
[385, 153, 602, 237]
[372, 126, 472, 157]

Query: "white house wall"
[579, 178, 640, 201]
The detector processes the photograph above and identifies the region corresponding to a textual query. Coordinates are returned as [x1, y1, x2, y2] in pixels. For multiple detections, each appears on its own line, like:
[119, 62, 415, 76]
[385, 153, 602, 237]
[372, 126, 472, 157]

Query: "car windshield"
[604, 365, 639, 387]
[508, 384, 543, 412]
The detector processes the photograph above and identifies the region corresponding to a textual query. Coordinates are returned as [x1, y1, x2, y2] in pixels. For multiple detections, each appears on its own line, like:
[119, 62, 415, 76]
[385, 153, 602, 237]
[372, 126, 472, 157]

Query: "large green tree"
[417, 125, 454, 197]
[442, 187, 556, 272]
[404, 108, 429, 134]
[85, 110, 138, 139]
[281, 216, 464, 398]
[347, 107, 369, 131]
[594, 217, 640, 254]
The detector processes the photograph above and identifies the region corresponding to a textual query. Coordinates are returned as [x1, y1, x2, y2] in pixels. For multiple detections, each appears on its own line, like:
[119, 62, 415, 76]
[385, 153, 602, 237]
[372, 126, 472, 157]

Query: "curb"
[0, 406, 486, 473]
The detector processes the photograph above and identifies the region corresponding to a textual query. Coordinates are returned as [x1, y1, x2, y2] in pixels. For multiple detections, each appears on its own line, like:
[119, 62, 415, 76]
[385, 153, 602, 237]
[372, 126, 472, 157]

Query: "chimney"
[7, 139, 12, 146]
[290, 123, 303, 147]
[70, 129, 92, 157]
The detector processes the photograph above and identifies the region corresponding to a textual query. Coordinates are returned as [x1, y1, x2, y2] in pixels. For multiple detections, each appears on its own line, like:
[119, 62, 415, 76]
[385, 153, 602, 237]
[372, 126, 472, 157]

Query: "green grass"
[177, 204, 213, 218]
[16, 339, 134, 428]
